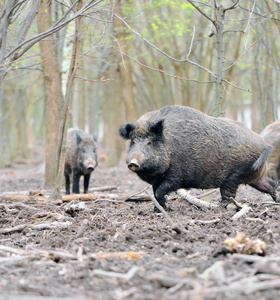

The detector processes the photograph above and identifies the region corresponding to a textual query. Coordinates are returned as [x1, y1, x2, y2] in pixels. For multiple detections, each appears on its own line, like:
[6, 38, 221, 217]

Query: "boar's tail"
[252, 146, 273, 171]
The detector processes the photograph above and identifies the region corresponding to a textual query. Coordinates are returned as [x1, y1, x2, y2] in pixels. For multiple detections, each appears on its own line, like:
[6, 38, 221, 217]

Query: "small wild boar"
[65, 128, 98, 194]
[260, 120, 280, 183]
[119, 105, 278, 211]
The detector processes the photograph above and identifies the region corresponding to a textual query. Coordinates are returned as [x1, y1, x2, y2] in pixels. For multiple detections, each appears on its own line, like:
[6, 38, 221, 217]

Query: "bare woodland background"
[0, 0, 280, 188]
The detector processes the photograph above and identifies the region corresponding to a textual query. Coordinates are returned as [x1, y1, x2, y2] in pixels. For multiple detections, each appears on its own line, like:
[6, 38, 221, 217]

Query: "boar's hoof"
[128, 159, 140, 172]
[153, 205, 173, 213]
[219, 201, 230, 209]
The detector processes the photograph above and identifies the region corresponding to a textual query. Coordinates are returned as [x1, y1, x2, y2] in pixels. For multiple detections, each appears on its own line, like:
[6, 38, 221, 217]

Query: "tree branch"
[224, 0, 241, 11]
[187, 0, 215, 24]
[114, 13, 216, 79]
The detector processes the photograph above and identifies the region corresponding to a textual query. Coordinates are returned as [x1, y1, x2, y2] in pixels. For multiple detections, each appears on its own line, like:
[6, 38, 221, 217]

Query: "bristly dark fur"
[64, 128, 98, 195]
[119, 105, 278, 211]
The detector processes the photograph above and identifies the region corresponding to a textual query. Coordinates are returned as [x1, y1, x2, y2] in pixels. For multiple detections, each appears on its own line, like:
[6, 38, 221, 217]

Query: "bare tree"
[37, 0, 63, 189]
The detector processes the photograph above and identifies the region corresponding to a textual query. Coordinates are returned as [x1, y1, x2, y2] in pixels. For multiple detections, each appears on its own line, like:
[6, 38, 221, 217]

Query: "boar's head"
[76, 134, 98, 174]
[119, 118, 170, 184]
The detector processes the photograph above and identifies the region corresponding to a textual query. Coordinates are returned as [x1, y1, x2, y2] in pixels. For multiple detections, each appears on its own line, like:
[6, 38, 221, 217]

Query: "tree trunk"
[78, 22, 86, 131]
[114, 0, 137, 122]
[212, 6, 224, 117]
[37, 0, 62, 189]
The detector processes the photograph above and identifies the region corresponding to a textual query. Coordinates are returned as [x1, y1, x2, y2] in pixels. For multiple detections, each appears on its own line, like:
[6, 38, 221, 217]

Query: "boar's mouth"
[128, 159, 140, 172]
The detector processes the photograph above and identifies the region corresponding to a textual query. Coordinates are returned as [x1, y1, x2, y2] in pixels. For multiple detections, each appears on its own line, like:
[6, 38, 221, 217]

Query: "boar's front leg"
[64, 171, 71, 195]
[153, 179, 181, 212]
[84, 173, 91, 194]
[72, 170, 81, 194]
[64, 165, 71, 195]
[220, 184, 238, 208]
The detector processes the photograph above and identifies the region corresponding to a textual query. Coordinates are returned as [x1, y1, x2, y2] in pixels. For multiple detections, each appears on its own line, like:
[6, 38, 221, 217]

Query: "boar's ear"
[119, 123, 135, 140]
[149, 119, 164, 136]
[93, 134, 98, 142]
[76, 134, 82, 145]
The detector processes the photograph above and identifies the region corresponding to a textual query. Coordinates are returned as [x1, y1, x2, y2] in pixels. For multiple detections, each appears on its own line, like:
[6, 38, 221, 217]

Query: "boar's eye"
[82, 149, 86, 153]
[147, 141, 152, 146]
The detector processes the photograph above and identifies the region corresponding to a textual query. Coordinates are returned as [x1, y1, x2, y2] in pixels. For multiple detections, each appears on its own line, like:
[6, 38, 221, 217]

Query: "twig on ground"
[145, 191, 188, 234]
[259, 207, 270, 216]
[0, 245, 26, 255]
[89, 251, 144, 260]
[230, 197, 244, 209]
[122, 184, 150, 201]
[0, 221, 72, 235]
[29, 221, 72, 231]
[93, 266, 139, 282]
[230, 253, 280, 263]
[92, 198, 131, 207]
[0, 202, 39, 211]
[0, 224, 27, 234]
[177, 189, 219, 210]
[231, 205, 252, 221]
[255, 261, 280, 276]
[189, 219, 220, 225]
[196, 189, 219, 199]
[245, 217, 266, 223]
[260, 202, 280, 206]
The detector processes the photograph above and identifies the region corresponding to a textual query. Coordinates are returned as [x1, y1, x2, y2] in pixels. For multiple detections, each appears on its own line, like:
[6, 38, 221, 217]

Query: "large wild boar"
[119, 105, 278, 211]
[260, 120, 280, 183]
[65, 128, 98, 194]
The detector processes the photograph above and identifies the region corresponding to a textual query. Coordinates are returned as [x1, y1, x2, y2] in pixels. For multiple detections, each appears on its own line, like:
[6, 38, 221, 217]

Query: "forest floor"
[0, 146, 280, 300]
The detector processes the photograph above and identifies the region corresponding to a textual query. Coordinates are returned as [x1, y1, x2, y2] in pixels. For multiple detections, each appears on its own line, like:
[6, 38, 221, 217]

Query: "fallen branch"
[0, 221, 71, 235]
[92, 198, 131, 207]
[230, 197, 244, 209]
[185, 276, 280, 297]
[0, 245, 26, 255]
[177, 189, 219, 210]
[0, 192, 150, 203]
[245, 217, 266, 223]
[231, 205, 252, 221]
[29, 221, 72, 231]
[231, 253, 280, 263]
[0, 194, 46, 202]
[0, 202, 39, 211]
[0, 255, 38, 266]
[93, 266, 139, 282]
[90, 251, 145, 260]
[0, 224, 27, 234]
[260, 202, 280, 206]
[189, 218, 220, 225]
[255, 261, 280, 276]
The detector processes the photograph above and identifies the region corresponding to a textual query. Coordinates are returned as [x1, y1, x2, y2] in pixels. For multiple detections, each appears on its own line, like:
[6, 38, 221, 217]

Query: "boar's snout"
[87, 164, 95, 172]
[128, 159, 140, 172]
[84, 159, 97, 173]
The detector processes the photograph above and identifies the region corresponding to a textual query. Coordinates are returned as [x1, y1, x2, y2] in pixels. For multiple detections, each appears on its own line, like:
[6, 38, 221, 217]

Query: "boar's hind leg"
[220, 185, 238, 208]
[153, 180, 181, 212]
[84, 173, 91, 194]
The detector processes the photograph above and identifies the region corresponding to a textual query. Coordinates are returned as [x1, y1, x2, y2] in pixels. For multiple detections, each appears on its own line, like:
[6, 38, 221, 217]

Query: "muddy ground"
[0, 147, 280, 300]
